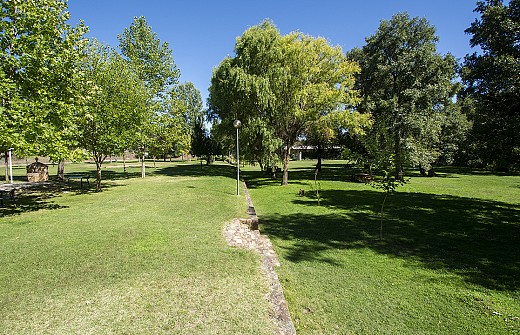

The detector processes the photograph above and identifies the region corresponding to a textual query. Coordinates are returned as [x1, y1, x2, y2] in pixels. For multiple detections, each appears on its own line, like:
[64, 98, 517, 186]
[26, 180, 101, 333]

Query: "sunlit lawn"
[243, 160, 520, 334]
[0, 161, 275, 334]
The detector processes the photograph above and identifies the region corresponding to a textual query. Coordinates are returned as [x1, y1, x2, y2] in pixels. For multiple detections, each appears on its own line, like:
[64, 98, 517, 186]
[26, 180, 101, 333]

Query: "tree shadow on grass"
[242, 168, 316, 189]
[260, 189, 520, 292]
[0, 177, 126, 218]
[153, 161, 238, 179]
[0, 182, 70, 217]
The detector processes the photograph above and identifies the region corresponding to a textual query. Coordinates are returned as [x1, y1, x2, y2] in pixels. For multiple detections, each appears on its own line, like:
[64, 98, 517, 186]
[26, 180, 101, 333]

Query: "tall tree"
[147, 92, 191, 161]
[0, 0, 87, 163]
[349, 13, 459, 178]
[118, 16, 181, 176]
[172, 82, 204, 128]
[170, 82, 205, 157]
[209, 20, 364, 185]
[77, 41, 149, 191]
[191, 121, 222, 164]
[461, 0, 520, 171]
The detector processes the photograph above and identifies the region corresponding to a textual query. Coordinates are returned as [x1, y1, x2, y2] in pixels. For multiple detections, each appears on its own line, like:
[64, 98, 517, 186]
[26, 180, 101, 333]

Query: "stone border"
[223, 181, 296, 335]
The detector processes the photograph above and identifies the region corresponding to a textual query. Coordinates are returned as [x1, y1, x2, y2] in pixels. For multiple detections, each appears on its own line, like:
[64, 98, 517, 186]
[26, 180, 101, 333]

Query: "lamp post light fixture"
[233, 119, 241, 196]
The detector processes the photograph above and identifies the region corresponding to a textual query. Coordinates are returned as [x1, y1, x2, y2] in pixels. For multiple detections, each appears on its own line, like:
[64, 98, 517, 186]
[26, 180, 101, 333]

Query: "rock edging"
[223, 181, 296, 335]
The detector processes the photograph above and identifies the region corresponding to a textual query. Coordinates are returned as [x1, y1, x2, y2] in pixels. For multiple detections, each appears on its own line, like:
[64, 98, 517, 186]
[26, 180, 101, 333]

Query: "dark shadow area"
[243, 162, 380, 187]
[64, 168, 142, 182]
[243, 167, 334, 189]
[0, 172, 129, 217]
[153, 161, 238, 179]
[0, 182, 69, 217]
[245, 162, 519, 188]
[433, 166, 520, 177]
[259, 189, 520, 292]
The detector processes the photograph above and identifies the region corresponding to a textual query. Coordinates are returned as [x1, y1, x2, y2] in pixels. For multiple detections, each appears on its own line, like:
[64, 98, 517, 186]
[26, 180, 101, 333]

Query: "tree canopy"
[0, 0, 87, 159]
[209, 20, 368, 185]
[461, 0, 520, 171]
[118, 16, 179, 100]
[118, 16, 188, 176]
[349, 13, 460, 178]
[77, 40, 149, 191]
[2, 3, 518, 180]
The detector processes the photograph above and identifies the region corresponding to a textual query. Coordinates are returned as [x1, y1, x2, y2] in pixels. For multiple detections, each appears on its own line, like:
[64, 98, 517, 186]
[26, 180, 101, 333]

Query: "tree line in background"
[1, 0, 518, 188]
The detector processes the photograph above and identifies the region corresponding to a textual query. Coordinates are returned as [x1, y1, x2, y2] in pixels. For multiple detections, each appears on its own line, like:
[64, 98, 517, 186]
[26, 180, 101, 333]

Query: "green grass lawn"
[0, 161, 275, 334]
[243, 160, 520, 335]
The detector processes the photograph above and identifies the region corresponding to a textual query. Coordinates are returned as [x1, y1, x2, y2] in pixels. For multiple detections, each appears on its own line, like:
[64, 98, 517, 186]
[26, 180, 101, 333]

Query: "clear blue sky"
[67, 0, 481, 105]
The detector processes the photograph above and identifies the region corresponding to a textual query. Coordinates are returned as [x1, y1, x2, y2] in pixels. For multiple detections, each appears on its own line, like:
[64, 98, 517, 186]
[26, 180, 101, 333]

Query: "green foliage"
[118, 16, 189, 172]
[369, 157, 408, 239]
[438, 97, 473, 165]
[350, 13, 460, 178]
[209, 20, 364, 185]
[0, 0, 88, 159]
[118, 16, 180, 99]
[77, 40, 149, 190]
[461, 0, 520, 171]
[190, 122, 222, 164]
[237, 117, 282, 170]
[304, 111, 372, 171]
[170, 82, 204, 156]
[147, 112, 191, 160]
[171, 82, 204, 128]
[370, 168, 407, 194]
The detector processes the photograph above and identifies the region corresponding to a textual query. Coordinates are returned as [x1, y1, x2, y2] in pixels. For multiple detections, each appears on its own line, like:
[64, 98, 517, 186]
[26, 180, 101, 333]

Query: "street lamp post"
[233, 120, 241, 196]
[7, 148, 14, 184]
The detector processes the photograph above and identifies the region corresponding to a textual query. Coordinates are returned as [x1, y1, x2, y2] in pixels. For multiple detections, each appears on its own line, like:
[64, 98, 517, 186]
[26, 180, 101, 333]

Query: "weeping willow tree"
[209, 20, 369, 185]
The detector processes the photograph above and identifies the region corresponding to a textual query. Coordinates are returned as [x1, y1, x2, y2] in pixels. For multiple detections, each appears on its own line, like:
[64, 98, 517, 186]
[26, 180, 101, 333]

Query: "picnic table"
[67, 175, 90, 189]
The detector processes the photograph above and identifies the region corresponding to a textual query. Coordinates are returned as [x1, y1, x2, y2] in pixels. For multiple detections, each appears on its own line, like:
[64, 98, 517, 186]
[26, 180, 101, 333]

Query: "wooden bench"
[67, 175, 90, 189]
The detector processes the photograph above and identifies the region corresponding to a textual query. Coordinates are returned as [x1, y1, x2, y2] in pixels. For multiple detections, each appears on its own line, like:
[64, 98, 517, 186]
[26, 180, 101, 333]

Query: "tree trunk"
[281, 148, 290, 186]
[141, 155, 145, 178]
[366, 164, 373, 178]
[316, 143, 323, 172]
[394, 134, 403, 180]
[396, 167, 404, 181]
[57, 159, 65, 181]
[95, 161, 102, 192]
[419, 164, 426, 176]
[270, 166, 277, 179]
